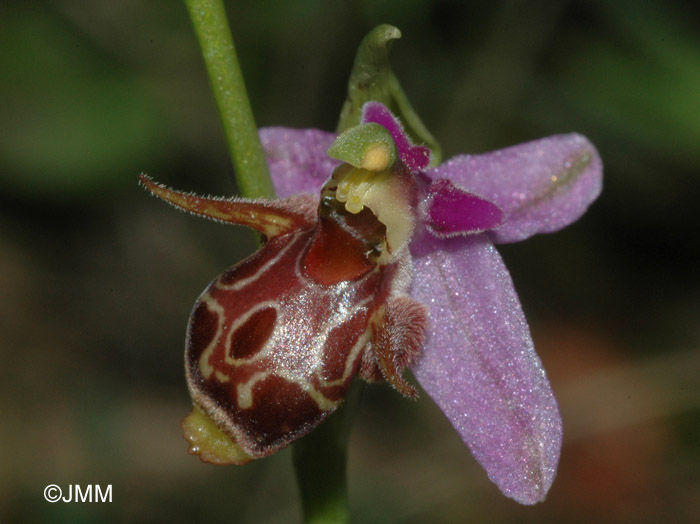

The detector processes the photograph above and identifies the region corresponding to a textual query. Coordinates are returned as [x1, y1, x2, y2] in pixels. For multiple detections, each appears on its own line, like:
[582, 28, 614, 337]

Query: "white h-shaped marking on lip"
[215, 232, 303, 292]
[222, 301, 279, 367]
[236, 371, 271, 409]
[196, 292, 225, 380]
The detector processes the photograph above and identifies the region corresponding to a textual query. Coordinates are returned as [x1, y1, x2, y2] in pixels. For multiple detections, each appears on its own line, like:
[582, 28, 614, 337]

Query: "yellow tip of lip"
[181, 407, 253, 465]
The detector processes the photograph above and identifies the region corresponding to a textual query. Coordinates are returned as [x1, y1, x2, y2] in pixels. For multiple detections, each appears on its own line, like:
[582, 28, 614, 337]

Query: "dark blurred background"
[1, 1, 699, 522]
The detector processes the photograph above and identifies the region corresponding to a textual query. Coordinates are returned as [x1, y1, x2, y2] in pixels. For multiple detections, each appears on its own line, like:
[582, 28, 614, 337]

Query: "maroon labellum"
[139, 127, 427, 463]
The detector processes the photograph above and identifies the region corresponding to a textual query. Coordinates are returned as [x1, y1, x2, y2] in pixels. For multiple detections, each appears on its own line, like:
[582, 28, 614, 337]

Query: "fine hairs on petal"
[359, 296, 427, 396]
[138, 174, 317, 238]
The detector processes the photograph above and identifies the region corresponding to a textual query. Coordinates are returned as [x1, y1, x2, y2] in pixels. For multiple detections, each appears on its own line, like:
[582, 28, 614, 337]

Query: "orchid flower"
[258, 102, 602, 504]
[159, 8, 602, 513]
[141, 103, 600, 506]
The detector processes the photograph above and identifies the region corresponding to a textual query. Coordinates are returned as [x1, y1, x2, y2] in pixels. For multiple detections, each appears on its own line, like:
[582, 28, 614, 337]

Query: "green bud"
[336, 24, 442, 165]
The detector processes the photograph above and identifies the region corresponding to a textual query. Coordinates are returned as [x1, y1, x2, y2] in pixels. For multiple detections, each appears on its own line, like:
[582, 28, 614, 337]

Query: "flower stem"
[184, 0, 275, 199]
[292, 381, 364, 524]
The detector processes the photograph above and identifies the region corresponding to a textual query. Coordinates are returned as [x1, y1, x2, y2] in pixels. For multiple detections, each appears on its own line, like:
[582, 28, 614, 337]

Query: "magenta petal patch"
[423, 178, 505, 237]
[411, 235, 562, 504]
[259, 127, 338, 198]
[426, 133, 602, 243]
[362, 102, 431, 172]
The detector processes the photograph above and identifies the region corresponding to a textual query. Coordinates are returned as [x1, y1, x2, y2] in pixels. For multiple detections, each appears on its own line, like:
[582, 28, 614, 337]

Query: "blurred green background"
[1, 1, 699, 522]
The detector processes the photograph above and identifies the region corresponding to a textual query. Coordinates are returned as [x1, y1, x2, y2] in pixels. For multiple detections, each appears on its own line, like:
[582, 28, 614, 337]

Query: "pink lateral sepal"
[425, 133, 602, 244]
[411, 235, 562, 504]
[259, 127, 338, 198]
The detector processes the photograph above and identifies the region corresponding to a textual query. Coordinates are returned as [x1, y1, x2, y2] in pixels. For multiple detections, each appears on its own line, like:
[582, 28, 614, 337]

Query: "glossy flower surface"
[260, 102, 603, 504]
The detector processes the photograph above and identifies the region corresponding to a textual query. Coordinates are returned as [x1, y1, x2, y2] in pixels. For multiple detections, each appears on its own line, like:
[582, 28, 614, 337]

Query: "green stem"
[184, 0, 275, 199]
[292, 382, 364, 524]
